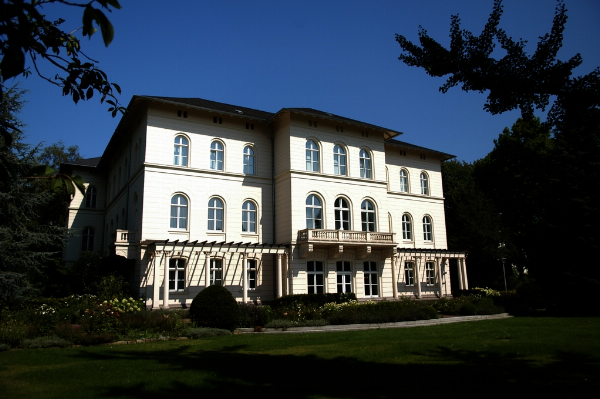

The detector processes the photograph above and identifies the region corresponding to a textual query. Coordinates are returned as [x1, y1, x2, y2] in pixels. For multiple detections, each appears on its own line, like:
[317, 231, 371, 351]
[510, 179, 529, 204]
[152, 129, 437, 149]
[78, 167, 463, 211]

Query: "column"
[436, 258, 444, 297]
[163, 251, 170, 309]
[457, 258, 464, 290]
[415, 257, 422, 299]
[152, 253, 160, 309]
[288, 246, 294, 295]
[204, 251, 211, 287]
[391, 254, 398, 299]
[242, 253, 248, 304]
[462, 258, 469, 290]
[276, 254, 283, 298]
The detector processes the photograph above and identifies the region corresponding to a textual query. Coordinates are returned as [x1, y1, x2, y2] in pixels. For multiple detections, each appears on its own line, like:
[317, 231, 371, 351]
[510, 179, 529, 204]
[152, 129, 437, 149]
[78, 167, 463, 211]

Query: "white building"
[62, 96, 468, 308]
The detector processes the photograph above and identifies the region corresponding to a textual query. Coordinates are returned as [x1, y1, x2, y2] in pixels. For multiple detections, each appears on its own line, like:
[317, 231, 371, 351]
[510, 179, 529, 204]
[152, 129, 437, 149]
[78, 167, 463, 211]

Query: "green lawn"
[1, 317, 599, 398]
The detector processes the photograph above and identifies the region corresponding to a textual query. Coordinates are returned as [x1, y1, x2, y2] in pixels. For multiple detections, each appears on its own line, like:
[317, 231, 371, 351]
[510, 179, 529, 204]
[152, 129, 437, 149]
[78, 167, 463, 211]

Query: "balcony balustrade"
[113, 229, 137, 243]
[297, 229, 395, 245]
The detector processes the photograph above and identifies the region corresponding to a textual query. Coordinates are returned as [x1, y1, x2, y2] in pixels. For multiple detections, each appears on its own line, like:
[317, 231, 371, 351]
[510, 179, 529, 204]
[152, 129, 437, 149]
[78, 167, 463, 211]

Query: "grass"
[1, 317, 599, 398]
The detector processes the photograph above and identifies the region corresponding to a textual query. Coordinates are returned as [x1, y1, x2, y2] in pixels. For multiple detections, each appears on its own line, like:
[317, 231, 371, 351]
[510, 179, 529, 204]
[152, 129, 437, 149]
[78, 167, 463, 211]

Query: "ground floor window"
[405, 262, 414, 286]
[210, 259, 222, 285]
[248, 259, 257, 289]
[169, 258, 185, 291]
[426, 262, 435, 286]
[363, 261, 378, 297]
[336, 261, 352, 293]
[307, 261, 324, 294]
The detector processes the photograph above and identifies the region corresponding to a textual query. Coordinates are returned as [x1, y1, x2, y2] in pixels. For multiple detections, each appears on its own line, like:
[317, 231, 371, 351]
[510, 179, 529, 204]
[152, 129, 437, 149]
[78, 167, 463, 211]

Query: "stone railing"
[297, 229, 395, 244]
[113, 229, 136, 243]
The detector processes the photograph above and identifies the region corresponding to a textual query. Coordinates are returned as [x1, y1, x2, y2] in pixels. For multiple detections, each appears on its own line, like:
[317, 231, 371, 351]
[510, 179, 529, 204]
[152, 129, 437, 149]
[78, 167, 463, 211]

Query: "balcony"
[298, 229, 395, 244]
[113, 229, 137, 243]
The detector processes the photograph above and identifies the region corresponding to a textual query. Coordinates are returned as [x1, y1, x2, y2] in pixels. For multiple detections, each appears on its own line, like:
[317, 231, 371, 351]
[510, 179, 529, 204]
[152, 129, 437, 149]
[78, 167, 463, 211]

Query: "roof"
[61, 157, 101, 168]
[385, 139, 455, 161]
[140, 96, 274, 120]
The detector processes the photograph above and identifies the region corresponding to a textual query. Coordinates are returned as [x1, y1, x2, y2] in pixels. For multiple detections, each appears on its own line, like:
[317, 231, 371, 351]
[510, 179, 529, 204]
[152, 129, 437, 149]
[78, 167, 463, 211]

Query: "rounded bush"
[190, 285, 241, 331]
[459, 302, 477, 316]
[421, 305, 439, 319]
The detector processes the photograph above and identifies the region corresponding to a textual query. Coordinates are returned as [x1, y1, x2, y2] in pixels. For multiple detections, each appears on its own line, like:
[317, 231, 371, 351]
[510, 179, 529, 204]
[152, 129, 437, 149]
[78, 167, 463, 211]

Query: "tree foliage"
[397, 0, 600, 288]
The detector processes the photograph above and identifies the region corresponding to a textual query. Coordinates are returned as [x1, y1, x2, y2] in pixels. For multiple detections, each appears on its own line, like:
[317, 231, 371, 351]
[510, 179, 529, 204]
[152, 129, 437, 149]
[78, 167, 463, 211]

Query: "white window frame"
[334, 197, 350, 231]
[361, 200, 376, 232]
[400, 169, 409, 193]
[405, 262, 414, 286]
[170, 195, 188, 230]
[333, 144, 346, 175]
[363, 261, 378, 297]
[425, 262, 435, 286]
[242, 200, 257, 233]
[210, 258, 223, 285]
[420, 172, 429, 195]
[248, 259, 257, 289]
[81, 227, 94, 251]
[359, 149, 372, 179]
[402, 214, 412, 241]
[305, 140, 320, 172]
[423, 215, 433, 241]
[85, 186, 97, 208]
[174, 135, 188, 166]
[169, 258, 186, 291]
[243, 146, 255, 175]
[336, 261, 352, 293]
[307, 260, 324, 294]
[208, 197, 224, 231]
[210, 141, 224, 171]
[306, 194, 323, 229]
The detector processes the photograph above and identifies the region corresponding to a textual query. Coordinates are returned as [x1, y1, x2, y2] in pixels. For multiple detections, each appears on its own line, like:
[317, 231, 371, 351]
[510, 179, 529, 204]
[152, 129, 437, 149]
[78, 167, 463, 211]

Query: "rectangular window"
[405, 262, 414, 286]
[210, 259, 222, 286]
[307, 261, 324, 294]
[336, 261, 352, 293]
[248, 259, 257, 289]
[363, 261, 378, 297]
[426, 262, 435, 286]
[169, 259, 185, 291]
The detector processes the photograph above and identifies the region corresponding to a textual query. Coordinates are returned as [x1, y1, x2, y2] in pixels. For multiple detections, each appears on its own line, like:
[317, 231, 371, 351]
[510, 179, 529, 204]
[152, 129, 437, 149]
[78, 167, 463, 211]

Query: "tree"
[396, 0, 600, 289]
[37, 140, 82, 170]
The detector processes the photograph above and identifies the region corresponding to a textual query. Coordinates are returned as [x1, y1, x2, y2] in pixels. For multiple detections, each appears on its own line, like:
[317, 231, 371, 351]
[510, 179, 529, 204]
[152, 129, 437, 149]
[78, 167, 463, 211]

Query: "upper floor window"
[333, 145, 346, 175]
[400, 169, 409, 193]
[170, 195, 188, 229]
[210, 141, 224, 171]
[306, 194, 323, 229]
[420, 172, 429, 195]
[306, 140, 319, 172]
[169, 259, 185, 291]
[81, 227, 94, 251]
[334, 197, 350, 231]
[85, 186, 97, 208]
[361, 200, 376, 232]
[208, 197, 224, 231]
[423, 216, 433, 241]
[174, 136, 188, 166]
[243, 146, 255, 174]
[402, 214, 412, 240]
[242, 201, 256, 233]
[359, 149, 372, 179]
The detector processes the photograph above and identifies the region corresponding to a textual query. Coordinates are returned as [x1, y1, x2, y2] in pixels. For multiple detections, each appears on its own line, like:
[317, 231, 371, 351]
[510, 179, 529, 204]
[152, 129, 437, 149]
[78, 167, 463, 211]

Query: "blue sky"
[12, 0, 600, 163]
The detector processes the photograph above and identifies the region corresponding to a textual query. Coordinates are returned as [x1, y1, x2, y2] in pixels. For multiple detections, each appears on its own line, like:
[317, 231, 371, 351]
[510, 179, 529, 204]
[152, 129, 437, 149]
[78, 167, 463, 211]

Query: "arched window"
[85, 186, 97, 208]
[359, 149, 372, 178]
[210, 141, 224, 171]
[361, 200, 376, 232]
[169, 259, 185, 291]
[305, 140, 319, 172]
[333, 145, 346, 175]
[420, 172, 429, 195]
[170, 195, 188, 229]
[402, 214, 412, 241]
[81, 227, 94, 251]
[400, 169, 409, 193]
[306, 194, 323, 229]
[174, 136, 188, 166]
[208, 197, 224, 231]
[423, 216, 433, 241]
[242, 201, 256, 233]
[243, 146, 255, 174]
[334, 197, 350, 230]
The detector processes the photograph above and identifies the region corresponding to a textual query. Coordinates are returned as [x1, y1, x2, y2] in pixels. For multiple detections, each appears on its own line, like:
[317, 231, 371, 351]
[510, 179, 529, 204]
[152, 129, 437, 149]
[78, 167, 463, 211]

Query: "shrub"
[190, 285, 241, 331]
[269, 293, 356, 309]
[459, 302, 477, 316]
[327, 298, 439, 325]
[238, 303, 273, 328]
[421, 305, 439, 319]
[0, 343, 9, 351]
[265, 319, 295, 330]
[185, 327, 231, 339]
[22, 336, 73, 349]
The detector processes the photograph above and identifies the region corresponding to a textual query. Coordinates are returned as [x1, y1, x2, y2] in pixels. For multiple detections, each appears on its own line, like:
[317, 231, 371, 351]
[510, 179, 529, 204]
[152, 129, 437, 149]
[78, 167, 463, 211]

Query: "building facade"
[63, 96, 468, 309]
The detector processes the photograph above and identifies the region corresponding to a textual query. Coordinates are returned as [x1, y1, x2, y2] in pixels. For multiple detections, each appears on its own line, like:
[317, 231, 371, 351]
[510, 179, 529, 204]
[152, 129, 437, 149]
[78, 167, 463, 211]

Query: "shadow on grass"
[68, 342, 599, 398]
